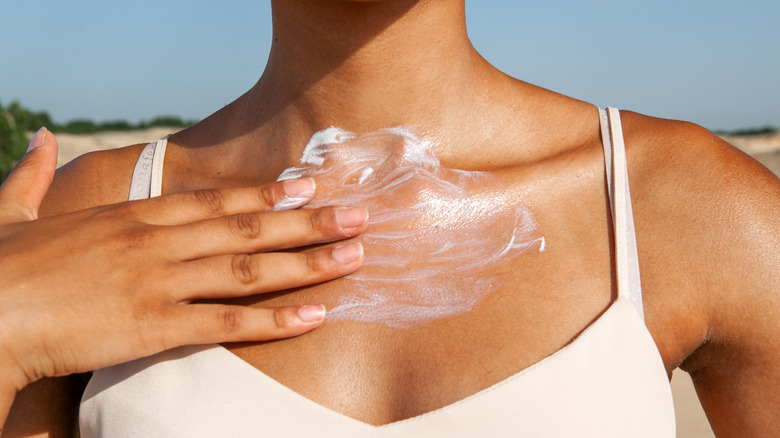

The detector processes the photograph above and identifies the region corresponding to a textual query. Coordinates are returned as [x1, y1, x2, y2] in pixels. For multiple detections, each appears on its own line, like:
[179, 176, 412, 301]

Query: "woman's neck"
[177, 0, 588, 183]
[250, 0, 495, 141]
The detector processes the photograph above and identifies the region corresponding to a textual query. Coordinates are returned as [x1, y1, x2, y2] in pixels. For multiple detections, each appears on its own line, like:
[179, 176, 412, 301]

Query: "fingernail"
[27, 127, 47, 152]
[274, 178, 316, 211]
[284, 178, 315, 199]
[298, 304, 326, 323]
[335, 207, 368, 229]
[331, 242, 363, 264]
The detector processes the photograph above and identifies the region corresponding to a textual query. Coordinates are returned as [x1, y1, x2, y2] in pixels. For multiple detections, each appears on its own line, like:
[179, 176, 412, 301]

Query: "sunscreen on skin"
[279, 127, 545, 328]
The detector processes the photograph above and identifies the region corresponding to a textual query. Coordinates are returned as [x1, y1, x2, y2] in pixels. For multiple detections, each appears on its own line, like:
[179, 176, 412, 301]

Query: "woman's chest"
[166, 131, 703, 423]
[216, 183, 703, 425]
[222, 221, 621, 425]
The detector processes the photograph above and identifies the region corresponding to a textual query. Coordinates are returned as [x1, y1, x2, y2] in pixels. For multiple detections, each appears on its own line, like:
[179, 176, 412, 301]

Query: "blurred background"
[2, 1, 779, 435]
[2, 1, 778, 176]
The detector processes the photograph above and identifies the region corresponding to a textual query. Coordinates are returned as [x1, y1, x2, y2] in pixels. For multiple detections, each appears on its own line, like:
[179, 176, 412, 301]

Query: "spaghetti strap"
[150, 137, 168, 197]
[599, 107, 645, 321]
[128, 143, 155, 200]
[128, 137, 169, 201]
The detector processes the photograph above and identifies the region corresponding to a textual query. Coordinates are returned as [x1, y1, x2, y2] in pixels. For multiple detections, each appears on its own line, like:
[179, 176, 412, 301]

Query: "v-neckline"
[214, 297, 629, 429]
[114, 109, 659, 431]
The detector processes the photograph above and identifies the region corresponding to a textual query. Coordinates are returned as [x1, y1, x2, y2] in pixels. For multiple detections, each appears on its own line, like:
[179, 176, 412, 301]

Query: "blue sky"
[1, 1, 778, 131]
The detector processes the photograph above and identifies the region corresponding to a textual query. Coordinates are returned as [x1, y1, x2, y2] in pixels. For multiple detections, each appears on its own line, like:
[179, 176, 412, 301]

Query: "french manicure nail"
[298, 304, 326, 323]
[274, 178, 316, 211]
[331, 242, 363, 264]
[284, 178, 315, 199]
[27, 127, 47, 152]
[335, 207, 368, 229]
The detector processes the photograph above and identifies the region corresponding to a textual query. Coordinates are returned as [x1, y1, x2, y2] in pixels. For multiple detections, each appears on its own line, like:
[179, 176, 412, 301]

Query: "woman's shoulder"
[40, 142, 149, 217]
[623, 109, 779, 283]
[622, 111, 780, 434]
[620, 110, 780, 370]
[620, 110, 778, 240]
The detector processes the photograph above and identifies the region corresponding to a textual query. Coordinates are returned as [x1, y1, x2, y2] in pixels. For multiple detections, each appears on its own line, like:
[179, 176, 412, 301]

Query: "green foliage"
[98, 120, 135, 131]
[0, 100, 196, 135]
[63, 119, 100, 134]
[716, 126, 778, 137]
[0, 100, 198, 182]
[0, 100, 32, 182]
[3, 100, 54, 133]
[146, 116, 197, 128]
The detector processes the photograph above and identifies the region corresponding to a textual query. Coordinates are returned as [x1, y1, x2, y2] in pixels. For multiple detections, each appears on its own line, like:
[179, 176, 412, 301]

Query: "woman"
[10, 0, 780, 436]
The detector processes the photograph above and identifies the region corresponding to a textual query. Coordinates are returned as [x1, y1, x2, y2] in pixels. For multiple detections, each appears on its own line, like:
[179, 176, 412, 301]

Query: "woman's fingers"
[0, 144, 370, 386]
[0, 128, 58, 223]
[166, 243, 363, 301]
[162, 303, 327, 348]
[121, 178, 318, 226]
[162, 206, 369, 260]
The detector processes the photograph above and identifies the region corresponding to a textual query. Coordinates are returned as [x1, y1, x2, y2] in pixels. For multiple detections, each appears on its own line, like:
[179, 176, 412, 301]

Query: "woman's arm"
[679, 142, 780, 436]
[627, 115, 780, 436]
[0, 130, 367, 435]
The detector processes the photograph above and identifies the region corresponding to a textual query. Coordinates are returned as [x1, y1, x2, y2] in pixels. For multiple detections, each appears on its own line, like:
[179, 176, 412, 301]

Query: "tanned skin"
[6, 1, 778, 436]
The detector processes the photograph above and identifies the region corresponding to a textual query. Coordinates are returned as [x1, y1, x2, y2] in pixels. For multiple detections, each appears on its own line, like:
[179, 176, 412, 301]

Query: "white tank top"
[80, 108, 676, 437]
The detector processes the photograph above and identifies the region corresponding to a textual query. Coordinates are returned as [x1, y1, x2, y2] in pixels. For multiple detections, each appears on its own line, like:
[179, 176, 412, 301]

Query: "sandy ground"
[55, 128, 780, 437]
[54, 127, 180, 168]
[720, 132, 780, 177]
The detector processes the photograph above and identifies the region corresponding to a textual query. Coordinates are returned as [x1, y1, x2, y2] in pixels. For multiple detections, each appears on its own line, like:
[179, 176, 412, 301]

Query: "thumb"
[0, 127, 59, 223]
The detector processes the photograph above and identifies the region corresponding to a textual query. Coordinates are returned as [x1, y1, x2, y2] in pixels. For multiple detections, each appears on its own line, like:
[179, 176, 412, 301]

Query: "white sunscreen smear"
[278, 127, 545, 329]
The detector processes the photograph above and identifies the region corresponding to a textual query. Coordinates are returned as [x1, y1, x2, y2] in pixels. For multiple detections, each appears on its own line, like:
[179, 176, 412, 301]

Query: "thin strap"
[599, 107, 645, 321]
[128, 137, 169, 201]
[128, 143, 155, 200]
[150, 137, 168, 197]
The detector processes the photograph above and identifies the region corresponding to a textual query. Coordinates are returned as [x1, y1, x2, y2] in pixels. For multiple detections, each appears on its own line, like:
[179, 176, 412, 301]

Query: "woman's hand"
[0, 129, 367, 402]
